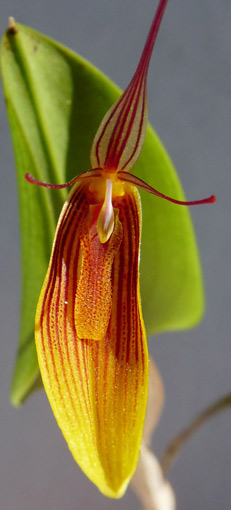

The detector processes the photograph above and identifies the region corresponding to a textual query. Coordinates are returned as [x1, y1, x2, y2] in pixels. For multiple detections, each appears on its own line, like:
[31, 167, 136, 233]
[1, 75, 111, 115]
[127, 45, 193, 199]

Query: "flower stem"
[161, 393, 231, 475]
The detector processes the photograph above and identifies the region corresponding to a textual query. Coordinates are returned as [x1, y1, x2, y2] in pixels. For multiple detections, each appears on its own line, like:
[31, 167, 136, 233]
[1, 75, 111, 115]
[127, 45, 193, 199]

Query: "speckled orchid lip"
[26, 0, 215, 498]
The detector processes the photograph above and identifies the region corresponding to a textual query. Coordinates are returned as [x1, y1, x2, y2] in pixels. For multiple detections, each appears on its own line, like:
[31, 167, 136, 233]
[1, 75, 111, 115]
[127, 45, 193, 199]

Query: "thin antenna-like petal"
[25, 168, 102, 189]
[90, 0, 169, 173]
[118, 171, 216, 206]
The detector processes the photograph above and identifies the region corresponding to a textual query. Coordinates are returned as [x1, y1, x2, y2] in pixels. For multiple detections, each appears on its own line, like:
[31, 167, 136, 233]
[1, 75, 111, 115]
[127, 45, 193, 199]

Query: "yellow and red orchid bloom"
[26, 0, 215, 498]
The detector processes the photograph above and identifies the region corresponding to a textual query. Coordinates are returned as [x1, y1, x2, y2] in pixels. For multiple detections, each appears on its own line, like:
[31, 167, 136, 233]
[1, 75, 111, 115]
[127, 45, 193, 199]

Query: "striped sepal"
[35, 181, 149, 497]
[90, 0, 169, 173]
[90, 71, 148, 173]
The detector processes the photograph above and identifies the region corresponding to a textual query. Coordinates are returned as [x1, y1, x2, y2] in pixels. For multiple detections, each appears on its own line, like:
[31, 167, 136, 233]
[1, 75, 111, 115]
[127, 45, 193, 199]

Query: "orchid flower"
[26, 0, 215, 498]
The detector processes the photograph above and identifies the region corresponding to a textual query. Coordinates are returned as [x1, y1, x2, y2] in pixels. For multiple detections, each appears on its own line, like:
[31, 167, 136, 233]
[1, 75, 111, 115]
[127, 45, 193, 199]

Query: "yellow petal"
[35, 180, 149, 497]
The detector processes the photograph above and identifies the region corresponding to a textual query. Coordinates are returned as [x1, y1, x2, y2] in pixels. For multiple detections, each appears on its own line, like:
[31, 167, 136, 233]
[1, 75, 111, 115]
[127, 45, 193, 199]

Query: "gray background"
[0, 1, 230, 509]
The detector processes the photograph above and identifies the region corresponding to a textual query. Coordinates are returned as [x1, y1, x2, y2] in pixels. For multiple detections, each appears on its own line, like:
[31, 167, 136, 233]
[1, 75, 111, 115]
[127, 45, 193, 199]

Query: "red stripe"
[39, 184, 91, 431]
[62, 202, 92, 426]
[94, 86, 131, 166]
[104, 73, 140, 167]
[104, 187, 145, 438]
[120, 79, 146, 171]
[110, 73, 145, 170]
[56, 186, 94, 426]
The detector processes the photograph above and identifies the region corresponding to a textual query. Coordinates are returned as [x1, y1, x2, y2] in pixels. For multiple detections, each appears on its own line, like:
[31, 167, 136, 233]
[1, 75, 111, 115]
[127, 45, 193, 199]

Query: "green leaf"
[1, 23, 203, 405]
[138, 131, 204, 334]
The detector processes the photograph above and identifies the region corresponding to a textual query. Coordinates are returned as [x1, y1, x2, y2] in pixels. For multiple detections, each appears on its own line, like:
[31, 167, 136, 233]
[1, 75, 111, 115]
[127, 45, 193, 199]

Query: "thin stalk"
[161, 393, 231, 475]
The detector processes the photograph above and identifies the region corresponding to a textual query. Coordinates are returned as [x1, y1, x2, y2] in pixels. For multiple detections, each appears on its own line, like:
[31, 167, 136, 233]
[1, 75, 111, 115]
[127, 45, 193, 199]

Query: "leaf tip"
[7, 16, 18, 36]
[10, 392, 22, 408]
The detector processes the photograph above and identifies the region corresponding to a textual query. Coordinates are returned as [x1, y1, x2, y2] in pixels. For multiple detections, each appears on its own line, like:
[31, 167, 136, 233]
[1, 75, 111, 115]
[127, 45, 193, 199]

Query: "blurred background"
[0, 1, 230, 509]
